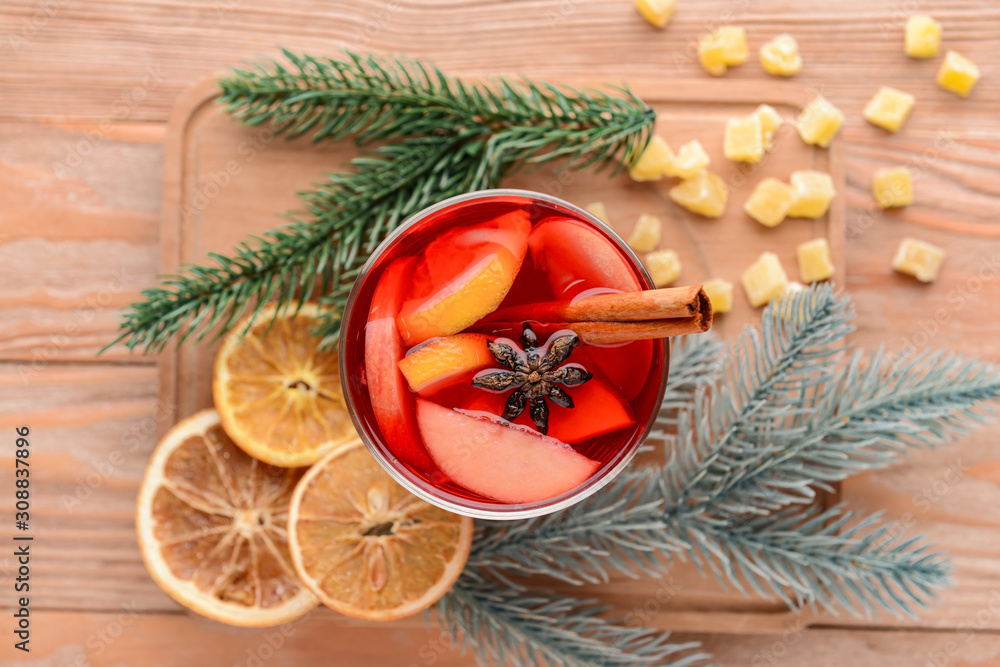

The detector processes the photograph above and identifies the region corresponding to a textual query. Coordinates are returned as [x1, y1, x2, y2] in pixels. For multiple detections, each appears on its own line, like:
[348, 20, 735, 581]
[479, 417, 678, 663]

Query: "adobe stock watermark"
[749, 615, 808, 667]
[926, 588, 1000, 667]
[52, 66, 164, 180]
[18, 266, 132, 385]
[232, 599, 318, 667]
[878, 0, 921, 37]
[623, 575, 683, 628]
[61, 400, 174, 512]
[353, 1, 403, 49]
[872, 458, 967, 550]
[180, 125, 276, 218]
[4, 0, 71, 56]
[899, 252, 1000, 356]
[670, 0, 752, 72]
[848, 127, 958, 244]
[546, 0, 582, 26]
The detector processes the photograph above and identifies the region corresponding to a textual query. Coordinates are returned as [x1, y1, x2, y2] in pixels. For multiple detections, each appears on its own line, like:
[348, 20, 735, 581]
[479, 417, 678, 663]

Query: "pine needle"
[104, 52, 653, 354]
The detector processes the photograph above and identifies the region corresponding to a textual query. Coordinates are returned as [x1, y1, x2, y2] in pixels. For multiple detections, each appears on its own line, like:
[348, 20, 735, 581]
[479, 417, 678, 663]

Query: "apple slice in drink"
[415, 399, 600, 504]
[527, 217, 642, 299]
[365, 257, 434, 472]
[463, 376, 635, 445]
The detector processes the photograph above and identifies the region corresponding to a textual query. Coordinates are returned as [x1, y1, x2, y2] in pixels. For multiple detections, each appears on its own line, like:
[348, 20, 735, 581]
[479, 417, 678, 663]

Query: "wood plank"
[0, 121, 163, 363]
[0, 0, 999, 657]
[4, 611, 1000, 666]
[0, 0, 998, 127]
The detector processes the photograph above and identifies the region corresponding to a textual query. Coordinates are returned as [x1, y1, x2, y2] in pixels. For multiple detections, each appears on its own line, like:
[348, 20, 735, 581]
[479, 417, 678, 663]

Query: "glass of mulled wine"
[340, 189, 668, 519]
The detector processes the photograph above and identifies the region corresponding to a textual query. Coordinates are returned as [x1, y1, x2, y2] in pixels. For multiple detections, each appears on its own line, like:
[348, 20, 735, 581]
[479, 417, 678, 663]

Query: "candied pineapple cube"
[585, 202, 610, 223]
[635, 0, 676, 29]
[741, 251, 789, 308]
[796, 95, 843, 148]
[645, 250, 682, 287]
[702, 278, 734, 314]
[863, 87, 915, 133]
[872, 166, 913, 208]
[669, 171, 729, 218]
[905, 15, 942, 59]
[755, 104, 783, 149]
[892, 237, 945, 283]
[760, 33, 802, 76]
[698, 26, 748, 76]
[627, 214, 662, 252]
[744, 178, 795, 227]
[796, 238, 835, 283]
[665, 140, 710, 179]
[724, 114, 765, 163]
[936, 50, 980, 97]
[787, 171, 836, 218]
[630, 136, 674, 181]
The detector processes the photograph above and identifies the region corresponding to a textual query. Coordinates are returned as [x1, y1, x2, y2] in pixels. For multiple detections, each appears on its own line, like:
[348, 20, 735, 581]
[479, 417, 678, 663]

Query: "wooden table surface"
[1, 0, 999, 665]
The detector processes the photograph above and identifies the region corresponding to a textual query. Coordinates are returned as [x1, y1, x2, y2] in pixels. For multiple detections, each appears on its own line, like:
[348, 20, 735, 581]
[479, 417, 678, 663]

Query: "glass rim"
[339, 188, 669, 520]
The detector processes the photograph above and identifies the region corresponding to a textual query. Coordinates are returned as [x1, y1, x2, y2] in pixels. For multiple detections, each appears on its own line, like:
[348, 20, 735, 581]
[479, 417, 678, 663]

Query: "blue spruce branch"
[438, 572, 710, 667]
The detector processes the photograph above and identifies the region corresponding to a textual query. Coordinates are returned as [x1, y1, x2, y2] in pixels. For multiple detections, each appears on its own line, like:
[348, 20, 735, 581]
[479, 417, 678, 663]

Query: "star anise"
[472, 322, 592, 435]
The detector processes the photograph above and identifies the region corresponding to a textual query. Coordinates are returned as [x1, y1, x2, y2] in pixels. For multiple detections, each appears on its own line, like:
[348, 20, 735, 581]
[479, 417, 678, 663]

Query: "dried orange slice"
[136, 409, 318, 626]
[288, 439, 473, 621]
[213, 303, 357, 467]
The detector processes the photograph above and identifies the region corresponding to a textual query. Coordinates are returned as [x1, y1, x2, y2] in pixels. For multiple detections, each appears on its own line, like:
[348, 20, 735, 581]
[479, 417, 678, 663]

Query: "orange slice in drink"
[136, 409, 318, 626]
[214, 303, 357, 467]
[288, 439, 473, 621]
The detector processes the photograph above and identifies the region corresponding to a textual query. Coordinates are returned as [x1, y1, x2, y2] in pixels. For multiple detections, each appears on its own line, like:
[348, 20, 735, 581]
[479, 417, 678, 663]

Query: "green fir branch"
[438, 573, 710, 667]
[106, 51, 654, 354]
[219, 49, 654, 170]
[107, 134, 483, 353]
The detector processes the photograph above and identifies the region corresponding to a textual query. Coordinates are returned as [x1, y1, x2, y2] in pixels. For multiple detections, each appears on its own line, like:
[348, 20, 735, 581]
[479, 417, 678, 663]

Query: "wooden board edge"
[158, 74, 228, 439]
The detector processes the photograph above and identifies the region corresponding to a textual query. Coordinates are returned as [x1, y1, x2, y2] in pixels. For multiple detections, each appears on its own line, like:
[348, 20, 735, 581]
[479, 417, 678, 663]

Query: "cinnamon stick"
[473, 316, 710, 344]
[471, 285, 713, 344]
[486, 285, 709, 324]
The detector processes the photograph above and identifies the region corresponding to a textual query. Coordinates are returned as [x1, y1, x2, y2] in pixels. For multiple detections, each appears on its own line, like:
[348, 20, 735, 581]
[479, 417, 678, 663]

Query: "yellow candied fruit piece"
[796, 238, 835, 283]
[724, 114, 765, 163]
[893, 238, 945, 283]
[665, 140, 710, 179]
[701, 278, 734, 314]
[787, 170, 836, 218]
[645, 250, 682, 287]
[936, 50, 980, 98]
[760, 33, 802, 76]
[698, 26, 748, 76]
[630, 136, 674, 182]
[796, 95, 844, 148]
[627, 214, 662, 253]
[755, 104, 783, 150]
[872, 166, 913, 208]
[905, 15, 942, 59]
[585, 202, 610, 224]
[863, 87, 915, 133]
[741, 251, 789, 308]
[669, 171, 729, 218]
[744, 178, 795, 227]
[635, 0, 676, 29]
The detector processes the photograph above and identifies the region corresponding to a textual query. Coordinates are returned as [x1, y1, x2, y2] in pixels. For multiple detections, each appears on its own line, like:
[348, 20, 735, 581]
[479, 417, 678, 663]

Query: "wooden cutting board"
[158, 74, 845, 634]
